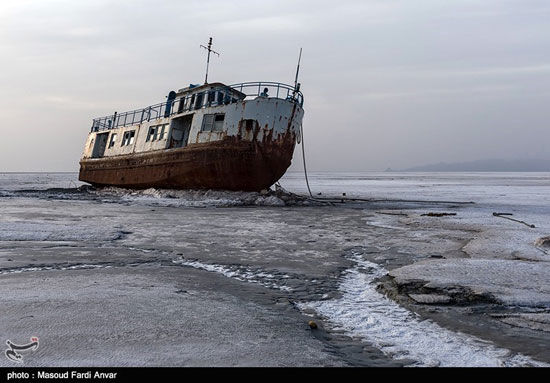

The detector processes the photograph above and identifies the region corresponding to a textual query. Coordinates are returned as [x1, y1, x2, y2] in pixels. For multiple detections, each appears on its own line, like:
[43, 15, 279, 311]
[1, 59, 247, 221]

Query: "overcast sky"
[1, 0, 549, 172]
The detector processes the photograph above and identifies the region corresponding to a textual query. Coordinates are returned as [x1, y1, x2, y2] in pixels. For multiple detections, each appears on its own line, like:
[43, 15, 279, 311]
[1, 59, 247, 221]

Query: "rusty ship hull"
[79, 129, 296, 191]
[78, 82, 304, 191]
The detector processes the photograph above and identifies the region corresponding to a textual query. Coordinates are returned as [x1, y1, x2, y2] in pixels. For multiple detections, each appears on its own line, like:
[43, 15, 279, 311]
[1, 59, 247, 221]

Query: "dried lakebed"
[1, 185, 549, 366]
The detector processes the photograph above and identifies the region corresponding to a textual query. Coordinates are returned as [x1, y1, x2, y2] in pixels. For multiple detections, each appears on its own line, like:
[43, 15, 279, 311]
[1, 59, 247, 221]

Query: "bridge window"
[177, 98, 185, 114]
[194, 93, 204, 110]
[121, 130, 135, 146]
[207, 91, 216, 106]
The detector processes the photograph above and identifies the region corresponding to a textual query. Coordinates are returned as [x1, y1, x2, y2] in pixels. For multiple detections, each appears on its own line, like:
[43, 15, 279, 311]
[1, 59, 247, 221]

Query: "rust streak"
[79, 132, 296, 191]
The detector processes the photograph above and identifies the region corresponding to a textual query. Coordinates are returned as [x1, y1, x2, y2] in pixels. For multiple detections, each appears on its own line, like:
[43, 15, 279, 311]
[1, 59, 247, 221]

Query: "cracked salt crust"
[298, 255, 548, 367]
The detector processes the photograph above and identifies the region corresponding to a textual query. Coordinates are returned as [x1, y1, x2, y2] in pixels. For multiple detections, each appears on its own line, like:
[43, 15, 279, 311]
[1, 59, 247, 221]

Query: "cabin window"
[189, 94, 195, 111]
[201, 114, 225, 132]
[121, 130, 135, 146]
[201, 114, 215, 132]
[217, 91, 224, 105]
[214, 114, 225, 131]
[158, 124, 167, 140]
[145, 124, 168, 141]
[108, 133, 117, 148]
[146, 126, 157, 142]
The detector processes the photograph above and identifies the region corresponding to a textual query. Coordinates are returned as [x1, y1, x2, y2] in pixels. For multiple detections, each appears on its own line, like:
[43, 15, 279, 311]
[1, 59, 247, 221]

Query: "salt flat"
[0, 172, 549, 366]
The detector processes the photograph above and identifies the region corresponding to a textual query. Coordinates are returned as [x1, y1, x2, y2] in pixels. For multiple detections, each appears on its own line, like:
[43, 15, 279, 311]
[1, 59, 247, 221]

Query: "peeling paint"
[79, 93, 303, 191]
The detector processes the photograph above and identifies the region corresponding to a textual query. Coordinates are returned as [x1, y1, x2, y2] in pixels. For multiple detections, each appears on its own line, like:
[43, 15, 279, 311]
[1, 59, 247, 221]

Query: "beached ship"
[78, 80, 304, 191]
[79, 38, 305, 191]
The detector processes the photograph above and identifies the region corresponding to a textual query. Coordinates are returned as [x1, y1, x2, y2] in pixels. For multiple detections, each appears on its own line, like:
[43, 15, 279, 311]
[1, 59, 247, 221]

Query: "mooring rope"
[297, 123, 474, 205]
[300, 123, 313, 198]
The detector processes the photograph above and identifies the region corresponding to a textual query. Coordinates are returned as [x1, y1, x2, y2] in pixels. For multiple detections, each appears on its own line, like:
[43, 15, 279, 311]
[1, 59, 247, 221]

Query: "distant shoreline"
[393, 158, 550, 173]
[3, 170, 550, 175]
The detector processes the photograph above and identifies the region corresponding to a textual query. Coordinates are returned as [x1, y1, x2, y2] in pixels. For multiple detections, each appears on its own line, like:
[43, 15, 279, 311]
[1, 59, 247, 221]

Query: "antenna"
[200, 37, 220, 84]
[293, 48, 302, 95]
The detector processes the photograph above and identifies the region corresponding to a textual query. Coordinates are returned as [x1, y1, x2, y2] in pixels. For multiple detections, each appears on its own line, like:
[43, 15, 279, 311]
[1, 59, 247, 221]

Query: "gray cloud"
[1, 0, 549, 172]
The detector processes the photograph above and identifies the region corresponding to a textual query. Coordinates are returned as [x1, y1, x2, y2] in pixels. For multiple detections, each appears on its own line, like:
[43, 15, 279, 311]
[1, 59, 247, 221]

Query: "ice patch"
[0, 263, 113, 275]
[255, 195, 285, 206]
[364, 219, 406, 231]
[390, 259, 550, 307]
[96, 187, 288, 207]
[298, 254, 548, 367]
[0, 260, 161, 275]
[0, 222, 125, 242]
[173, 258, 292, 292]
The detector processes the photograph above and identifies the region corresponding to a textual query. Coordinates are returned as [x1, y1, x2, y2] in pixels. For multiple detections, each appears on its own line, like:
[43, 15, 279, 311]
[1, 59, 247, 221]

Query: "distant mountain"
[401, 159, 550, 172]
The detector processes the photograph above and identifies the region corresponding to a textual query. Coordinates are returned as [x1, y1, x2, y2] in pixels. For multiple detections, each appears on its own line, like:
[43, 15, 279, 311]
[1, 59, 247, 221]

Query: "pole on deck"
[200, 37, 220, 84]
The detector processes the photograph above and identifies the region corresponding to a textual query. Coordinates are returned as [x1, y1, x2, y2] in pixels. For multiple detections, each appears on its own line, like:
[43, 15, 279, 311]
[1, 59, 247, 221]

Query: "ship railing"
[228, 81, 304, 106]
[90, 82, 303, 132]
[91, 102, 170, 132]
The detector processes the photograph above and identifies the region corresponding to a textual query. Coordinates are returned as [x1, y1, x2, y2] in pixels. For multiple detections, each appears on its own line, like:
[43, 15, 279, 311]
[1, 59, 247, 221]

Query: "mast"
[200, 37, 220, 84]
[294, 47, 302, 90]
[293, 48, 302, 97]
